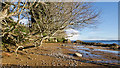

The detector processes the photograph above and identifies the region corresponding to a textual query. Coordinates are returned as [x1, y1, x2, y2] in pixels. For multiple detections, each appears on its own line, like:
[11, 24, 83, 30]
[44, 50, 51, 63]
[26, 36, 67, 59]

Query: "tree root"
[15, 46, 24, 55]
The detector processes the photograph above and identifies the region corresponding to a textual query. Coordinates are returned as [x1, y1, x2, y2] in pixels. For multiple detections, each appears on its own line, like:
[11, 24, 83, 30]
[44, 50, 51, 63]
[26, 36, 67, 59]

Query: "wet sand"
[1, 43, 120, 67]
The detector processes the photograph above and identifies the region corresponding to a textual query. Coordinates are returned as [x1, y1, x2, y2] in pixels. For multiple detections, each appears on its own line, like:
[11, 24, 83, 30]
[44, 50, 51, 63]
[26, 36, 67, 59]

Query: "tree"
[0, 1, 99, 53]
[0, 1, 29, 52]
[29, 2, 99, 47]
[54, 30, 67, 39]
[0, 1, 46, 52]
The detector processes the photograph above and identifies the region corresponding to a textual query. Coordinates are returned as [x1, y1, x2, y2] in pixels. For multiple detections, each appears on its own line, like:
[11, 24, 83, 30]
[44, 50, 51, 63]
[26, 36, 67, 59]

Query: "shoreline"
[72, 40, 120, 51]
[1, 43, 120, 67]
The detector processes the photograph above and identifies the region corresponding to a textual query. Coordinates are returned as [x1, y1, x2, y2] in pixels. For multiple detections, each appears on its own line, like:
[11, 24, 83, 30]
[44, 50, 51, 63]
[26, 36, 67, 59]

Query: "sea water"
[81, 40, 120, 45]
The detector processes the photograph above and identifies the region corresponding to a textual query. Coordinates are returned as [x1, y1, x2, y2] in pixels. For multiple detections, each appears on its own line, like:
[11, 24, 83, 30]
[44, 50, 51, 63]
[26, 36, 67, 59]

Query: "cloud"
[65, 29, 80, 40]
[67, 34, 80, 40]
[65, 28, 118, 40]
[65, 29, 79, 34]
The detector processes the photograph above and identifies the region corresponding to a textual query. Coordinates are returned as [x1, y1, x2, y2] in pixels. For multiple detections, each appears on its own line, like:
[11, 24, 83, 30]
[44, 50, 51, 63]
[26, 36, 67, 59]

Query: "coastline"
[1, 43, 120, 67]
[72, 40, 120, 50]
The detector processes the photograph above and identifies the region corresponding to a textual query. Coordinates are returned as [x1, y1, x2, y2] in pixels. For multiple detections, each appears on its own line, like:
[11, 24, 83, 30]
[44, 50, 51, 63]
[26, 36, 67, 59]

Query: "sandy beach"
[0, 43, 119, 68]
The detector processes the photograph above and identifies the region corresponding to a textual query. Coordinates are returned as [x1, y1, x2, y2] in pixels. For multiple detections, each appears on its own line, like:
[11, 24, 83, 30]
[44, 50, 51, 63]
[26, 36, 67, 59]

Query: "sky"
[67, 2, 118, 40]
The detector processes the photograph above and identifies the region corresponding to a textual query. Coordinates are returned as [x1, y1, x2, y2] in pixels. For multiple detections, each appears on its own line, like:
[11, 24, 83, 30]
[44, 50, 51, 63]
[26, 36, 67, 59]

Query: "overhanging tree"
[0, 1, 46, 52]
[29, 2, 99, 47]
[0, 1, 99, 53]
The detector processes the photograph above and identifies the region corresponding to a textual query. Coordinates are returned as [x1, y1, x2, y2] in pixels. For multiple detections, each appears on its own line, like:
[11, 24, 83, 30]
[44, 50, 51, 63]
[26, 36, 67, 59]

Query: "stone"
[74, 53, 82, 57]
[62, 44, 66, 46]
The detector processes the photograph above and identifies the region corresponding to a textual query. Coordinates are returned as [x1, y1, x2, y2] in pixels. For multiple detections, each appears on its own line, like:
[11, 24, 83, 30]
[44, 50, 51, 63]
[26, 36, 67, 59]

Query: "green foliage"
[43, 33, 47, 37]
[2, 17, 30, 48]
[57, 38, 66, 43]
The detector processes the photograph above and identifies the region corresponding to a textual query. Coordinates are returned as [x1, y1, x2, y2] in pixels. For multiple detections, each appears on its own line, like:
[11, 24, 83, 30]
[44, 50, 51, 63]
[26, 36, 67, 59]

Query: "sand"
[1, 43, 119, 68]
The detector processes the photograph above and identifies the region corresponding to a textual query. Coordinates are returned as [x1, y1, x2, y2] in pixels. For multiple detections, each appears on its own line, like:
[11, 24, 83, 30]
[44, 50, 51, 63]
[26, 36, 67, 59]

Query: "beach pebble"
[30, 52, 34, 54]
[27, 57, 31, 60]
[62, 44, 66, 46]
[57, 47, 61, 49]
[74, 53, 82, 57]
[53, 64, 56, 66]
[57, 63, 60, 66]
[0, 56, 3, 58]
[24, 51, 28, 53]
[80, 62, 82, 64]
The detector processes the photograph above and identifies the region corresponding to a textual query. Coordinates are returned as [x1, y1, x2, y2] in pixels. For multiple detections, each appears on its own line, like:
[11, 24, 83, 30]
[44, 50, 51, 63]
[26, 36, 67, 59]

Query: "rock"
[1, 56, 3, 58]
[89, 48, 94, 50]
[112, 43, 118, 46]
[62, 44, 66, 46]
[74, 53, 82, 57]
[57, 63, 60, 66]
[30, 52, 34, 54]
[10, 50, 14, 53]
[24, 51, 28, 53]
[86, 53, 89, 55]
[118, 47, 120, 50]
[27, 57, 31, 60]
[57, 47, 61, 49]
[68, 63, 71, 65]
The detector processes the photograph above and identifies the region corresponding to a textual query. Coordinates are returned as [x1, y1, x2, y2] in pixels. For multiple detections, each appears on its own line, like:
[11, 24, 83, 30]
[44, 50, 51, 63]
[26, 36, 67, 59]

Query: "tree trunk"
[38, 36, 49, 47]
[39, 40, 43, 47]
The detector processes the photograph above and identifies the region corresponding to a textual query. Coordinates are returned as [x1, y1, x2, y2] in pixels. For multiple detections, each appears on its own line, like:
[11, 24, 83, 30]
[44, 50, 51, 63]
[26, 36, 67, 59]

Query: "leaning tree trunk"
[39, 40, 43, 47]
[38, 36, 49, 47]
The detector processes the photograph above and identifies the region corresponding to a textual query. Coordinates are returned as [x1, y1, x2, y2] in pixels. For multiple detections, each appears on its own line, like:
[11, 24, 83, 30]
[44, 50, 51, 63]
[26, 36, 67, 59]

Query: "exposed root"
[15, 46, 24, 55]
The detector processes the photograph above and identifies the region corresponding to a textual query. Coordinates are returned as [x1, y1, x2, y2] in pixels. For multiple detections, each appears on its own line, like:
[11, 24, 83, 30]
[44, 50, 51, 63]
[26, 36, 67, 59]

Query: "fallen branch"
[15, 46, 24, 54]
